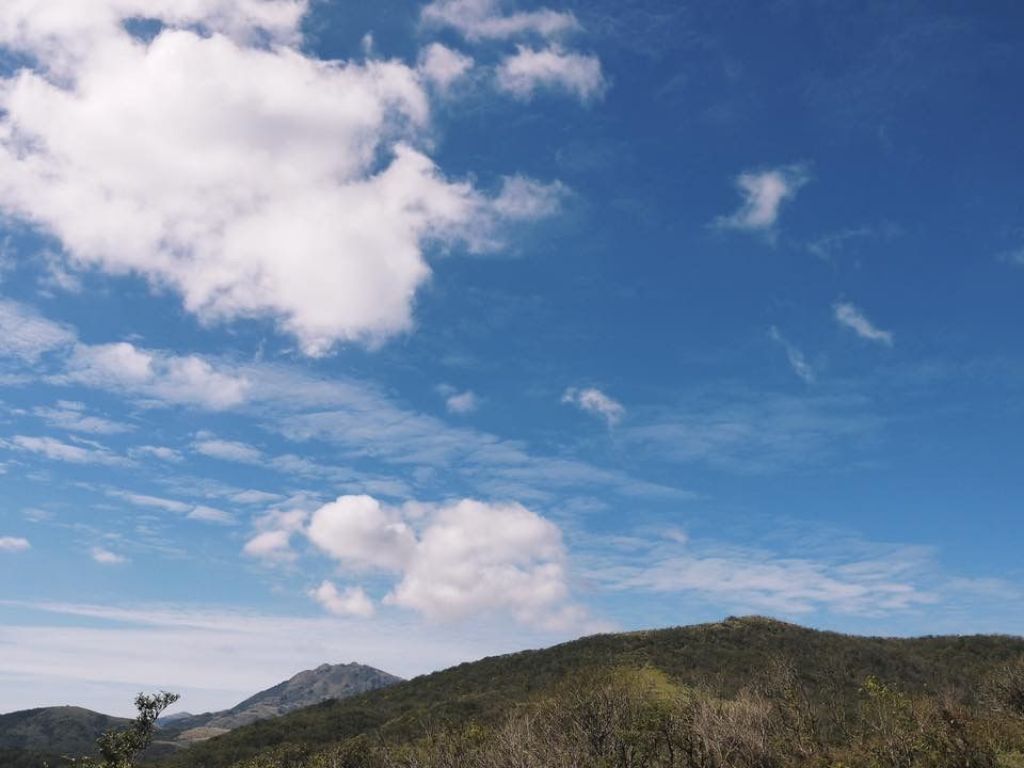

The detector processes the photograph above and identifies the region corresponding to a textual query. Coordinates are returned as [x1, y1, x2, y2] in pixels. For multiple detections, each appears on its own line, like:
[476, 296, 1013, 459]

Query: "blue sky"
[1, 0, 1024, 716]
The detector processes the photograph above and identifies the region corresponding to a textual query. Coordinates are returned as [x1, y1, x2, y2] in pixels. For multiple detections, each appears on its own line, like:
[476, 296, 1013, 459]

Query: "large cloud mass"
[302, 496, 576, 627]
[0, 0, 560, 355]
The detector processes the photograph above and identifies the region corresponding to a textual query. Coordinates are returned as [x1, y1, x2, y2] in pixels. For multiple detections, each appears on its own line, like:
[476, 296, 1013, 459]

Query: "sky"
[1, 0, 1023, 717]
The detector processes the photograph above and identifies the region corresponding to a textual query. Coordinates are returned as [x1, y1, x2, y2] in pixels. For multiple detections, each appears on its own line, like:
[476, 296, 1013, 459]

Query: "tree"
[72, 692, 179, 768]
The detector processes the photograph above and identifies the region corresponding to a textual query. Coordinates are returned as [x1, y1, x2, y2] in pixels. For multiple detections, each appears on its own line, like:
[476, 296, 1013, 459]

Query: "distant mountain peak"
[164, 661, 402, 739]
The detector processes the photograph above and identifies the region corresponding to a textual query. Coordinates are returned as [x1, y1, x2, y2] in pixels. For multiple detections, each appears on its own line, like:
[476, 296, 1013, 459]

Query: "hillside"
[163, 663, 402, 740]
[158, 616, 1024, 768]
[0, 705, 128, 760]
[0, 663, 400, 765]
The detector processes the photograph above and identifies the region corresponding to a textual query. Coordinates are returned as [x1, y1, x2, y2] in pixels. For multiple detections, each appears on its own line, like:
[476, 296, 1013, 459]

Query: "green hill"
[0, 704, 129, 763]
[157, 616, 1024, 768]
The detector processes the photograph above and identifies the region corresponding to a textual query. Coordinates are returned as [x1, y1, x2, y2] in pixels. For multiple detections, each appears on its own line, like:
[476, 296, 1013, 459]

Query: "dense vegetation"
[2, 747, 65, 768]
[154, 617, 1024, 768]
[0, 707, 129, 756]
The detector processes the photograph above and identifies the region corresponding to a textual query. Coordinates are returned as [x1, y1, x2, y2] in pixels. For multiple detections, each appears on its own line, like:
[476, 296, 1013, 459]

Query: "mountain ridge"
[158, 616, 1024, 768]
[163, 661, 402, 738]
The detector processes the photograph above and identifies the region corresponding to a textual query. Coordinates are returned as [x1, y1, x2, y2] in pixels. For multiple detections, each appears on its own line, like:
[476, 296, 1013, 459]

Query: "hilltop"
[158, 616, 1024, 768]
[0, 705, 129, 767]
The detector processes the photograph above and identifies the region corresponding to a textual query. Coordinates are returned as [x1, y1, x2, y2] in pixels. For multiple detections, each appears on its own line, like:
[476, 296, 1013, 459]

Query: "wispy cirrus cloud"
[562, 387, 625, 426]
[0, 300, 76, 363]
[834, 302, 894, 346]
[622, 387, 881, 475]
[193, 437, 264, 465]
[588, 529, 937, 617]
[768, 326, 815, 383]
[33, 401, 134, 435]
[6, 435, 126, 466]
[62, 343, 252, 410]
[996, 246, 1024, 267]
[421, 0, 580, 42]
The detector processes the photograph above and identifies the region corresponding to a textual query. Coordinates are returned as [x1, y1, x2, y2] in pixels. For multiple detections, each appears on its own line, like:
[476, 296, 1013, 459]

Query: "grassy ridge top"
[158, 617, 1024, 768]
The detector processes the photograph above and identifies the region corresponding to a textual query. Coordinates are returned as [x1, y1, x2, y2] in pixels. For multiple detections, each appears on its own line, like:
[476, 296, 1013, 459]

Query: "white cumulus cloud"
[0, 0, 562, 356]
[308, 495, 417, 572]
[304, 495, 578, 628]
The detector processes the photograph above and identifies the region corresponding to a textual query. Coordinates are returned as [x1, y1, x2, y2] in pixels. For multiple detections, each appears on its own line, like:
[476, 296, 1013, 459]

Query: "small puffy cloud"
[194, 437, 263, 464]
[308, 495, 417, 571]
[715, 165, 809, 233]
[10, 435, 124, 465]
[305, 495, 578, 628]
[188, 505, 236, 525]
[310, 581, 375, 618]
[243, 507, 309, 562]
[834, 302, 893, 346]
[243, 530, 294, 561]
[0, 536, 31, 553]
[562, 387, 625, 426]
[421, 0, 579, 42]
[418, 43, 474, 92]
[768, 326, 815, 383]
[91, 546, 127, 565]
[64, 343, 250, 409]
[491, 175, 567, 220]
[0, 300, 75, 362]
[496, 46, 605, 102]
[446, 390, 478, 414]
